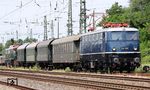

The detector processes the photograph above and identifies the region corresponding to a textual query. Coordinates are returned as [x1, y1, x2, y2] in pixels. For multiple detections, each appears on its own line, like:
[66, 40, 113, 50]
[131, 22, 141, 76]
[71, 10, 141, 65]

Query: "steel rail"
[0, 71, 149, 90]
[0, 69, 150, 83]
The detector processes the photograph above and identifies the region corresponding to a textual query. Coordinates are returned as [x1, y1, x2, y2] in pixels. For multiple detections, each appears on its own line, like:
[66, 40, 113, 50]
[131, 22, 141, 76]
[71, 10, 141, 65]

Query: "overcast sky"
[0, 0, 129, 43]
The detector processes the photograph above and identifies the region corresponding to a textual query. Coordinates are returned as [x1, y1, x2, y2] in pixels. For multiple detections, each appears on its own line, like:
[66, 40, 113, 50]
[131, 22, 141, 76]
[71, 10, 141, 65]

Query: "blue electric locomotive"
[80, 25, 140, 72]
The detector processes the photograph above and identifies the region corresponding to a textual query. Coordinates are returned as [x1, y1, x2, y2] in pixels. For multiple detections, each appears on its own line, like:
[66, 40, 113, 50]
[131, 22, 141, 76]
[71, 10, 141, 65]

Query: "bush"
[32, 64, 41, 71]
[65, 67, 71, 72]
[142, 56, 150, 64]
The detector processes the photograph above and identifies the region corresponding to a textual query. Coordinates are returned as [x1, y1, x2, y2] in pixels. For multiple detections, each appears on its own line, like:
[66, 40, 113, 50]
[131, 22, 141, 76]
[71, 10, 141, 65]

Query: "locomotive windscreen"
[108, 31, 139, 40]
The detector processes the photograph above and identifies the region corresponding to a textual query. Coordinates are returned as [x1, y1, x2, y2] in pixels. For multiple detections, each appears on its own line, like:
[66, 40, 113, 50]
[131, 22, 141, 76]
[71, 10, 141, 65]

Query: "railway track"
[0, 69, 150, 90]
[0, 80, 35, 90]
[1, 69, 150, 83]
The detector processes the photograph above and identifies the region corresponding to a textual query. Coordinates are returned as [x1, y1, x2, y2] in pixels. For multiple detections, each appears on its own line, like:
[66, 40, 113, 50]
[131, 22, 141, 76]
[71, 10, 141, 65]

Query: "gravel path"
[13, 71, 150, 88]
[0, 75, 94, 90]
[0, 84, 19, 90]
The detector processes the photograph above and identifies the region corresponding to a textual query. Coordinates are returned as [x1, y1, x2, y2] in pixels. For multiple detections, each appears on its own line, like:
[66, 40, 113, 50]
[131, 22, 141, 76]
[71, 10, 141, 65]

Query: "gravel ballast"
[0, 75, 94, 90]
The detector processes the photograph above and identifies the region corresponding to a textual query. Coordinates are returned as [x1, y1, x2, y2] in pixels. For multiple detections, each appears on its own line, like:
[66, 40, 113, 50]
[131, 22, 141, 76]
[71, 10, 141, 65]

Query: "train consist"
[2, 25, 141, 73]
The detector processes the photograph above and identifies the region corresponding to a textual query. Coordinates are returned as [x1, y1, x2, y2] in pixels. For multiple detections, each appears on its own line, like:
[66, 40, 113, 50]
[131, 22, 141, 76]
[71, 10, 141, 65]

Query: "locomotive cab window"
[107, 31, 139, 41]
[125, 31, 139, 40]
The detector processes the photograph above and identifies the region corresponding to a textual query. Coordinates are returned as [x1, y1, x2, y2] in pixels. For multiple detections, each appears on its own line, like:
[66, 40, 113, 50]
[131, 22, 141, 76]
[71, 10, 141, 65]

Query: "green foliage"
[5, 39, 14, 48]
[142, 55, 150, 64]
[99, 0, 150, 64]
[24, 37, 37, 43]
[0, 43, 4, 53]
[4, 37, 37, 49]
[17, 39, 24, 45]
[99, 2, 129, 25]
[32, 64, 41, 71]
[129, 0, 150, 28]
[65, 67, 71, 72]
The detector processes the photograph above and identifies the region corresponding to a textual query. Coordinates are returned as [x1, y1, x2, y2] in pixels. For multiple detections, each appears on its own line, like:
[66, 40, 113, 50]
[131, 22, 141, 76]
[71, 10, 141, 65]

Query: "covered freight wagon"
[17, 43, 29, 66]
[26, 42, 39, 67]
[51, 35, 80, 69]
[36, 39, 54, 69]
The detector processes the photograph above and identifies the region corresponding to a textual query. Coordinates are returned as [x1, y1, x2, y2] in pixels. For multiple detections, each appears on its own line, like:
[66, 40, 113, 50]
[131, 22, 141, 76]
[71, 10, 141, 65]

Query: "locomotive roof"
[26, 42, 39, 49]
[81, 27, 138, 36]
[17, 43, 29, 50]
[37, 39, 54, 48]
[52, 35, 80, 44]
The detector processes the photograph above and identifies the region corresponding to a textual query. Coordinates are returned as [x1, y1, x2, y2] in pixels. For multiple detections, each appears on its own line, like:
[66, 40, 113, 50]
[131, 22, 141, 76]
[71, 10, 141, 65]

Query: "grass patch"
[65, 67, 71, 72]
[134, 64, 150, 73]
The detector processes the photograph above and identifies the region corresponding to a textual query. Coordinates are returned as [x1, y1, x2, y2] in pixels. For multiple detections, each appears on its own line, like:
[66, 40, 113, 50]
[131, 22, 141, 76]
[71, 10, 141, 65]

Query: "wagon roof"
[52, 35, 80, 44]
[9, 45, 20, 50]
[37, 39, 54, 48]
[26, 42, 39, 49]
[17, 43, 29, 50]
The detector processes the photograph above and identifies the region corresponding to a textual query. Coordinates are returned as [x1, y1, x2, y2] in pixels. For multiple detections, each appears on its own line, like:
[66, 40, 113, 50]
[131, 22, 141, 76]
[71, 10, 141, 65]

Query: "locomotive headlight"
[134, 47, 137, 51]
[113, 58, 119, 63]
[112, 48, 116, 51]
[134, 57, 140, 63]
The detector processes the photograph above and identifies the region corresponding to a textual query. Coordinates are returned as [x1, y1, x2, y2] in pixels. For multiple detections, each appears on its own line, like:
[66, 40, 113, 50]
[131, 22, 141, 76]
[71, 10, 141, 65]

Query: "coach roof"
[37, 39, 54, 48]
[52, 35, 80, 44]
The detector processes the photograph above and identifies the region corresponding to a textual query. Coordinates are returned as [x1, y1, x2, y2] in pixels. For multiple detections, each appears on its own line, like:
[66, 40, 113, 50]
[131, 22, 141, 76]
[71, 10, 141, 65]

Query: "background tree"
[99, 0, 150, 64]
[23, 37, 37, 43]
[0, 43, 4, 54]
[5, 39, 16, 48]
